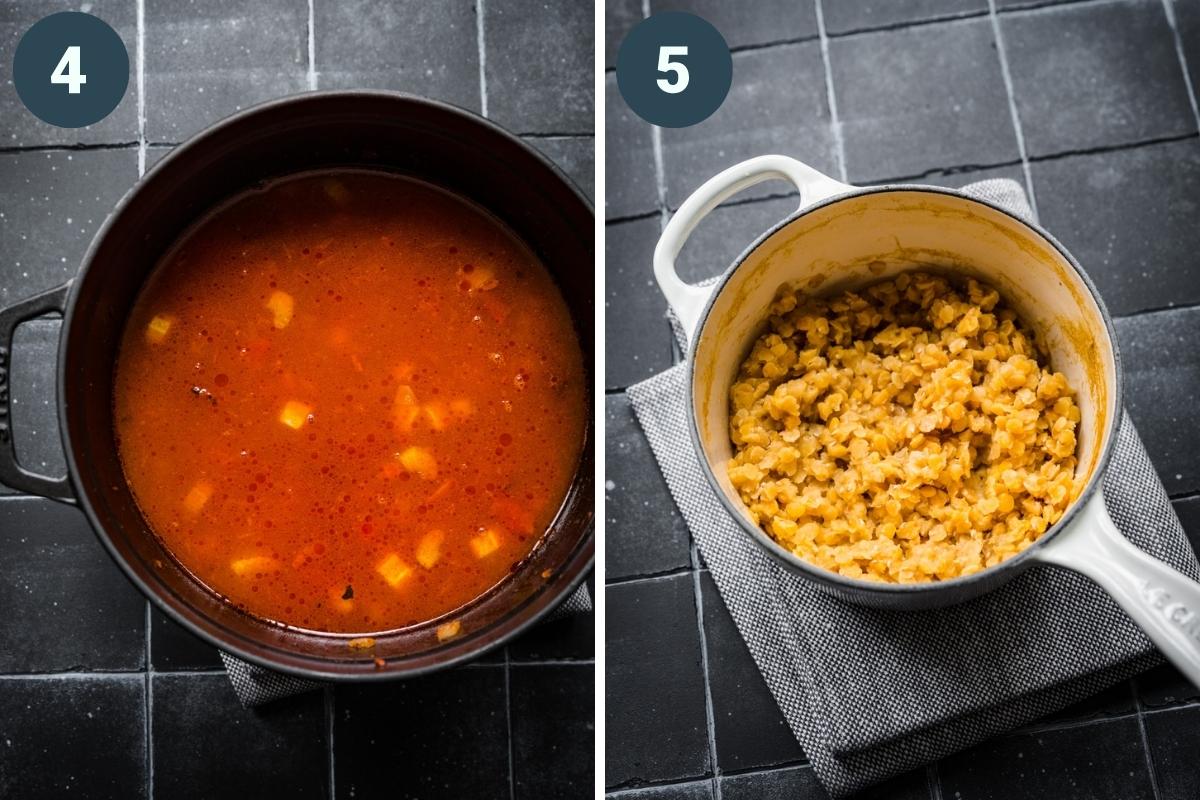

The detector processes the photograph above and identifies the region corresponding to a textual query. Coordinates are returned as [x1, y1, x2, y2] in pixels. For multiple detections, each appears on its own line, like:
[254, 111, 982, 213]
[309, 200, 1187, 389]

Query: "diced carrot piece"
[436, 620, 462, 642]
[266, 290, 294, 329]
[146, 315, 173, 343]
[470, 528, 501, 558]
[279, 400, 313, 429]
[449, 399, 475, 419]
[423, 403, 448, 431]
[492, 496, 535, 535]
[416, 529, 444, 570]
[398, 446, 438, 480]
[329, 585, 355, 613]
[456, 265, 499, 292]
[230, 556, 281, 576]
[376, 553, 412, 587]
[183, 481, 213, 514]
[394, 385, 420, 431]
[324, 178, 351, 205]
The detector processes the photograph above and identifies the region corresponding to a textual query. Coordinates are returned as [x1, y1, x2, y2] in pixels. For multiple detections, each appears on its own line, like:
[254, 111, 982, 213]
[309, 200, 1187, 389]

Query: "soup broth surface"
[114, 170, 587, 634]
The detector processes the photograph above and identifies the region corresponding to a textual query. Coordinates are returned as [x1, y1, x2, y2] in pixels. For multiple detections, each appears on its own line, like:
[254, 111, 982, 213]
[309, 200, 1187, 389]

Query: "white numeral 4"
[51, 46, 87, 94]
[656, 46, 689, 94]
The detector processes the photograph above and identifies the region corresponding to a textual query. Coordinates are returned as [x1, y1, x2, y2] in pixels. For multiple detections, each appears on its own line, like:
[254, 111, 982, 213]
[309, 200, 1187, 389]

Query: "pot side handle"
[1032, 489, 1200, 688]
[0, 282, 75, 504]
[652, 155, 850, 345]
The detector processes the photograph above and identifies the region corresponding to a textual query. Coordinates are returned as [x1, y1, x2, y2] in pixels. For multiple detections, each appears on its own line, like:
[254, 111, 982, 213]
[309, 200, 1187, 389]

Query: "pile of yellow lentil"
[727, 272, 1082, 582]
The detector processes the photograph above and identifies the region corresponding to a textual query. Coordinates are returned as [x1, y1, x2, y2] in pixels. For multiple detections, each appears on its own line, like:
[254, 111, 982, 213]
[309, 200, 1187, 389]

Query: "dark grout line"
[824, 9, 990, 40]
[606, 209, 661, 226]
[859, 158, 1025, 186]
[477, 0, 489, 118]
[1133, 679, 1165, 800]
[716, 759, 810, 779]
[1162, 0, 1200, 133]
[520, 131, 595, 139]
[605, 566, 695, 587]
[988, 0, 1040, 220]
[1028, 131, 1200, 165]
[1117, 301, 1200, 321]
[508, 659, 595, 667]
[690, 543, 723, 800]
[144, 602, 154, 800]
[1168, 488, 1200, 502]
[814, 0, 847, 183]
[729, 33, 820, 55]
[504, 648, 516, 800]
[0, 670, 148, 680]
[606, 774, 714, 796]
[0, 141, 139, 154]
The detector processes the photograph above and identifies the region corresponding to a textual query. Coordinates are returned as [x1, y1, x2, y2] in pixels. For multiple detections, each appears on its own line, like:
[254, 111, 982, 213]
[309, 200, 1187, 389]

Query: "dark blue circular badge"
[616, 12, 732, 128]
[13, 12, 130, 129]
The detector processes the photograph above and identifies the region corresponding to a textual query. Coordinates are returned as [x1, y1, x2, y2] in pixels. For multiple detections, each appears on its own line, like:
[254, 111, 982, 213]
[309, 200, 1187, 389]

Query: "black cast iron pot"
[0, 91, 594, 681]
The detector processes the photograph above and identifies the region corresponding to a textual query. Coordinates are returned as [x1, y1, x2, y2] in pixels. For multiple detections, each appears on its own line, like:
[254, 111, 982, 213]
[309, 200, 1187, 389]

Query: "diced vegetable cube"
[347, 637, 376, 651]
[230, 556, 281, 576]
[146, 315, 173, 343]
[266, 290, 294, 329]
[456, 265, 499, 292]
[423, 403, 447, 431]
[470, 528, 501, 558]
[279, 400, 313, 430]
[416, 529, 444, 569]
[329, 585, 355, 613]
[394, 385, 420, 431]
[398, 446, 438, 480]
[376, 553, 412, 587]
[436, 620, 462, 642]
[183, 481, 213, 514]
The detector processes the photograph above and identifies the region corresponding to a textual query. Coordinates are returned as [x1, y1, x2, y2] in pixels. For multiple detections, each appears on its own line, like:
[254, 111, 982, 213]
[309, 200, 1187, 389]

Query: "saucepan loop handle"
[652, 155, 850, 346]
[1032, 489, 1200, 688]
[0, 282, 75, 504]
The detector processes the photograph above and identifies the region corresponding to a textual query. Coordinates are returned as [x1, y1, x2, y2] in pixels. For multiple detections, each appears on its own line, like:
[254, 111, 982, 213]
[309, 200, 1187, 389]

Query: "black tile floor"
[0, 3, 593, 799]
[605, 0, 1200, 798]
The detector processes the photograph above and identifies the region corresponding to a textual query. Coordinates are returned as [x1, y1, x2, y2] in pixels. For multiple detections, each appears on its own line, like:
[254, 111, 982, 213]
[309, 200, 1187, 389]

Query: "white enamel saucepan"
[653, 154, 1200, 688]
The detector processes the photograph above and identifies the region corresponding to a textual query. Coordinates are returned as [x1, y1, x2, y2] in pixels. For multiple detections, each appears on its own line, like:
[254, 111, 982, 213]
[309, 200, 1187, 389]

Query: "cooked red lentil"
[728, 272, 1082, 582]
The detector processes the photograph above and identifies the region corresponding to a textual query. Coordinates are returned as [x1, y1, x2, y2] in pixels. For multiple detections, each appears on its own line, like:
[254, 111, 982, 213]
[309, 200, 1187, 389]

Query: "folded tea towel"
[627, 179, 1200, 797]
[221, 582, 592, 707]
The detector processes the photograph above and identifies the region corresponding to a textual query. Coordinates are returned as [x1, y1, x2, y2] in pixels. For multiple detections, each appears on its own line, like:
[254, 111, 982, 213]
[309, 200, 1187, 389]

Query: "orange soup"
[113, 171, 588, 634]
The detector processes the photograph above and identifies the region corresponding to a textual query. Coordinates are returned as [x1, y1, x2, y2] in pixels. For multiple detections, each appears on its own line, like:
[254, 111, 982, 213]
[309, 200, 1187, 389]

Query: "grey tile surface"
[606, 74, 658, 220]
[1143, 705, 1200, 800]
[938, 716, 1156, 800]
[149, 608, 223, 671]
[1176, 0, 1200, 105]
[527, 135, 596, 201]
[0, 148, 138, 304]
[606, 0, 643, 69]
[660, 43, 836, 209]
[1033, 138, 1200, 315]
[674, 195, 798, 284]
[510, 664, 595, 798]
[606, 574, 711, 788]
[152, 674, 329, 798]
[315, 0, 480, 110]
[0, 0, 139, 147]
[1116, 306, 1200, 497]
[606, 394, 692, 580]
[606, 215, 673, 389]
[650, 0, 818, 48]
[0, 498, 146, 672]
[823, 0, 987, 34]
[144, 0, 309, 142]
[0, 675, 146, 800]
[699, 572, 805, 772]
[485, 0, 593, 133]
[1001, 0, 1196, 158]
[615, 782, 715, 800]
[830, 17, 1018, 183]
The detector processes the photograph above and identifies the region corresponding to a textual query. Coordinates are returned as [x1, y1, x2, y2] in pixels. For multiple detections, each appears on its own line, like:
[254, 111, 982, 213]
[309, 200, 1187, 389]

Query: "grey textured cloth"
[221, 583, 591, 707]
[627, 179, 1200, 797]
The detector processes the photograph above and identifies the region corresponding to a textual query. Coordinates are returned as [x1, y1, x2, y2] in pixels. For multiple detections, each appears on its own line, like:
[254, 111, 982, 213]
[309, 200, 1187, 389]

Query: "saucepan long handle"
[0, 282, 75, 504]
[652, 155, 850, 346]
[1032, 489, 1200, 688]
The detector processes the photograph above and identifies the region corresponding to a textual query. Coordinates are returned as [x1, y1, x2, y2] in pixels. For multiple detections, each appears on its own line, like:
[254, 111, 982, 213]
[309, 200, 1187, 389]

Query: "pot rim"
[684, 182, 1124, 600]
[56, 89, 595, 680]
